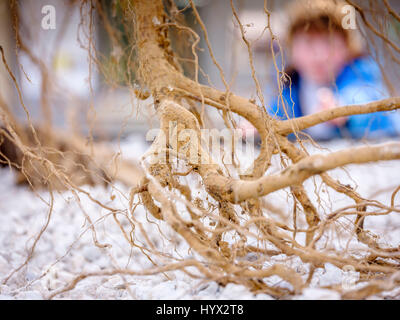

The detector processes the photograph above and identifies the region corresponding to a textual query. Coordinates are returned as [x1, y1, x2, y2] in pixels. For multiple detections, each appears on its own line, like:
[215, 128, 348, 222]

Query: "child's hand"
[316, 87, 347, 127]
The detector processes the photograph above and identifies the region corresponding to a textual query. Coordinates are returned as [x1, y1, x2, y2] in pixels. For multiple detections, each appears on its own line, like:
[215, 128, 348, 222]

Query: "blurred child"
[266, 0, 399, 140]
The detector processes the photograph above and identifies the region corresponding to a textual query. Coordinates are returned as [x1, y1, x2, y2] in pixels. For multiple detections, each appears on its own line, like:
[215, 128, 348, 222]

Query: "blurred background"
[1, 0, 399, 140]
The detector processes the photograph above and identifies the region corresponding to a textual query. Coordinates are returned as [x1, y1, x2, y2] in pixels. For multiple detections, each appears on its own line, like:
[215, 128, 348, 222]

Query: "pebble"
[296, 288, 341, 300]
[0, 255, 8, 272]
[83, 247, 102, 262]
[0, 285, 11, 295]
[15, 290, 43, 300]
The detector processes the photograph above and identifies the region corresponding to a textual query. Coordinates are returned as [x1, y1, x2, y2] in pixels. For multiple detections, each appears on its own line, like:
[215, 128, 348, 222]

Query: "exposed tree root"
[2, 0, 400, 300]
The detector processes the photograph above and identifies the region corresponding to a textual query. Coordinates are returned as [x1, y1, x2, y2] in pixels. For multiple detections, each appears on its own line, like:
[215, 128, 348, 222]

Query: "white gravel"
[0, 138, 399, 300]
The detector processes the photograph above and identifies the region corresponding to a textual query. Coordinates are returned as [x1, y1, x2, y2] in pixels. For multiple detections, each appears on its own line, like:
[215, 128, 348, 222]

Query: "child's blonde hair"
[286, 0, 364, 58]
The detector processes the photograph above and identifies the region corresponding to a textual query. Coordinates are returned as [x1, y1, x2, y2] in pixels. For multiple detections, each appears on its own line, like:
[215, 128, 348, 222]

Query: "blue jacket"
[268, 57, 399, 140]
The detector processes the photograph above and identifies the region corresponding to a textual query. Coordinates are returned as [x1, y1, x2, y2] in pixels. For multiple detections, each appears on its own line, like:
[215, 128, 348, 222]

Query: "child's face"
[291, 30, 350, 85]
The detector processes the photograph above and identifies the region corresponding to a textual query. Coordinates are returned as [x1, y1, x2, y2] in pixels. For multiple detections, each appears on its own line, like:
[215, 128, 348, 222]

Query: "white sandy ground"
[0, 137, 400, 300]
